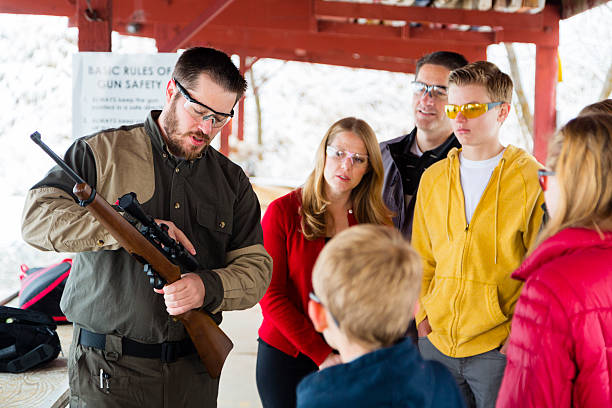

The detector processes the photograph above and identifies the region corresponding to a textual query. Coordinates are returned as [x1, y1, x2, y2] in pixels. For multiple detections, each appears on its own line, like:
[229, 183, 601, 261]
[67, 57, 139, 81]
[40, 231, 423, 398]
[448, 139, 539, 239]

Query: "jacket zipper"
[449, 223, 470, 356]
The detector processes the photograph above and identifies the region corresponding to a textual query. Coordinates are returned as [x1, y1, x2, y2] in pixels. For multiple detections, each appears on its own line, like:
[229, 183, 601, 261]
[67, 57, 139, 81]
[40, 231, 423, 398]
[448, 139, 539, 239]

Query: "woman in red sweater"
[256, 117, 392, 408]
[496, 113, 612, 407]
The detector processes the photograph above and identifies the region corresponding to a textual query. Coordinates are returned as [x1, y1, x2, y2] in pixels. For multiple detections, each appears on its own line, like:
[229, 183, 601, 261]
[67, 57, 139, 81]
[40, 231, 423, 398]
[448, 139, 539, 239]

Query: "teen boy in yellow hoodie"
[412, 61, 544, 408]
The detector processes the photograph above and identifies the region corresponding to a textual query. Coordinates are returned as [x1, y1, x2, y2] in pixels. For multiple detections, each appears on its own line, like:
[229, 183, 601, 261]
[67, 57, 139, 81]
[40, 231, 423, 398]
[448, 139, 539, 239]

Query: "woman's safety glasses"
[326, 145, 369, 167]
[538, 169, 556, 191]
[444, 102, 503, 119]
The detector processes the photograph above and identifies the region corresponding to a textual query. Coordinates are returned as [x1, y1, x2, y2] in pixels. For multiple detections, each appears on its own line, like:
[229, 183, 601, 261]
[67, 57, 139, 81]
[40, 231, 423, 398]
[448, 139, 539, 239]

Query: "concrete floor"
[217, 305, 264, 408]
[0, 283, 267, 408]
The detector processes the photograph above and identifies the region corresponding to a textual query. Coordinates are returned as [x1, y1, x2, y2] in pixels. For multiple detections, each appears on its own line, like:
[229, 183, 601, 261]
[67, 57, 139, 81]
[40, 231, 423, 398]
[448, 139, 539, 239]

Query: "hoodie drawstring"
[494, 159, 505, 264]
[446, 158, 453, 241]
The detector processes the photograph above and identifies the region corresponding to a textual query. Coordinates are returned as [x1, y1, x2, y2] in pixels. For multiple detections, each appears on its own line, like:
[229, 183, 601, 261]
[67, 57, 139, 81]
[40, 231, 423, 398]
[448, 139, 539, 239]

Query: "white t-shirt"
[460, 150, 504, 224]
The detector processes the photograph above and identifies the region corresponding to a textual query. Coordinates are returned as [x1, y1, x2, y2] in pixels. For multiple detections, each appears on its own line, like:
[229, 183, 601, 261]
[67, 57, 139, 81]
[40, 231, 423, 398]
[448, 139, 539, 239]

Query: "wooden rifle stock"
[73, 183, 233, 378]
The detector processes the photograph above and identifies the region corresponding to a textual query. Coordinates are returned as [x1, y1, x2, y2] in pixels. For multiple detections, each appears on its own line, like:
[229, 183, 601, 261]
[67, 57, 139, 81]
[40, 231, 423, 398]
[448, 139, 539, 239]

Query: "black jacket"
[380, 128, 460, 240]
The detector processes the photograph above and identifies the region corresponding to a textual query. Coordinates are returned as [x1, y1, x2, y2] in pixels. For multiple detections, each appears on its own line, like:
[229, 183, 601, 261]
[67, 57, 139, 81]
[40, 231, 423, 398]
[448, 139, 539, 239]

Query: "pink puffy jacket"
[496, 227, 612, 407]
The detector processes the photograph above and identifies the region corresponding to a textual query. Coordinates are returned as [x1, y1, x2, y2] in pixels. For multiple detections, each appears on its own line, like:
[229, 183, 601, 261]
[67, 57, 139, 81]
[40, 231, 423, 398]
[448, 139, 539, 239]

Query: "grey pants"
[418, 336, 506, 408]
[68, 328, 220, 408]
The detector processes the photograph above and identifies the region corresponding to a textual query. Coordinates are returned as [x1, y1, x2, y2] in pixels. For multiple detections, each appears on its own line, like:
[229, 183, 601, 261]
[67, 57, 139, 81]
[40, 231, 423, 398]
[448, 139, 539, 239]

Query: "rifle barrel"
[30, 131, 86, 185]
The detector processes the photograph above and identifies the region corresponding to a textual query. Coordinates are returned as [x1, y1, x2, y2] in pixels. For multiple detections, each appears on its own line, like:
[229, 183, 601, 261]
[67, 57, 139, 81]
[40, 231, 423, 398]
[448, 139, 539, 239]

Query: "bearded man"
[21, 47, 272, 408]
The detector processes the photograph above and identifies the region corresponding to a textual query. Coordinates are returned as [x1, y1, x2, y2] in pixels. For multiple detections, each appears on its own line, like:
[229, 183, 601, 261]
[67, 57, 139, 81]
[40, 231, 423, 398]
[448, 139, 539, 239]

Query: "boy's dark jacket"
[296, 337, 465, 408]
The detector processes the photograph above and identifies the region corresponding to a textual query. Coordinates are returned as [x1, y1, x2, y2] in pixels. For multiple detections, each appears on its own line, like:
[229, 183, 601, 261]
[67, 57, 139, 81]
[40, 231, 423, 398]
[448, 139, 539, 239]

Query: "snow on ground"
[1, 4, 611, 298]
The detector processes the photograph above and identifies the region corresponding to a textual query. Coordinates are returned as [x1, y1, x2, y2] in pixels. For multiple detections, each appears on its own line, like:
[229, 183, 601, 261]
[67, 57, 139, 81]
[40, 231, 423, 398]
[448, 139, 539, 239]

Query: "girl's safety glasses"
[538, 169, 556, 191]
[444, 102, 503, 119]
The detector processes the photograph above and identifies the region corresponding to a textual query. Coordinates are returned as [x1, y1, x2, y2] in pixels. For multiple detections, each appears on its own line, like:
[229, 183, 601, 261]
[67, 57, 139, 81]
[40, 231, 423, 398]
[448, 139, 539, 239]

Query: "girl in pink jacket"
[496, 112, 612, 407]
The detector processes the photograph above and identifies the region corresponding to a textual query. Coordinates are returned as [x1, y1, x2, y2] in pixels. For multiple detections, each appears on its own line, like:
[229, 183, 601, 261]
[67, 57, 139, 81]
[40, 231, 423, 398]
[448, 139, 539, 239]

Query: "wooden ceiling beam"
[1, 0, 560, 49]
[212, 27, 485, 61]
[317, 20, 495, 44]
[172, 26, 486, 71]
[156, 0, 236, 52]
[0, 0, 74, 17]
[314, 0, 560, 31]
[219, 45, 420, 73]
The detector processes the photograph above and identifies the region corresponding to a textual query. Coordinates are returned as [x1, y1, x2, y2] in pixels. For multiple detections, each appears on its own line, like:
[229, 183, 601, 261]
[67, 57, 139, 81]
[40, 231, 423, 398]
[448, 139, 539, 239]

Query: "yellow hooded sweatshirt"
[413, 145, 544, 358]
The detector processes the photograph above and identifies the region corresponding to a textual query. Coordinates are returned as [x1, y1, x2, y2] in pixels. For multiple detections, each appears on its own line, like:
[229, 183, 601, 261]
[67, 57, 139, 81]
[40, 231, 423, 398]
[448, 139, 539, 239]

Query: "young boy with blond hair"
[412, 61, 544, 407]
[296, 224, 464, 408]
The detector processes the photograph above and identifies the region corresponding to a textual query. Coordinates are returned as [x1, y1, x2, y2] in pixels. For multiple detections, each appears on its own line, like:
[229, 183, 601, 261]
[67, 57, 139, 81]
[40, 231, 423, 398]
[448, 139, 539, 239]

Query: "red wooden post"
[533, 45, 558, 164]
[77, 0, 112, 51]
[533, 7, 560, 164]
[238, 55, 246, 142]
[220, 121, 232, 156]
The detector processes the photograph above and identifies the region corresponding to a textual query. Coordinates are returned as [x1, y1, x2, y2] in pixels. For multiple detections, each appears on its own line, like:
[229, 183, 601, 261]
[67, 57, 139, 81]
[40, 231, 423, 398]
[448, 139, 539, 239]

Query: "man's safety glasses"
[326, 145, 369, 167]
[173, 78, 233, 128]
[444, 102, 504, 119]
[538, 169, 556, 191]
[411, 81, 448, 99]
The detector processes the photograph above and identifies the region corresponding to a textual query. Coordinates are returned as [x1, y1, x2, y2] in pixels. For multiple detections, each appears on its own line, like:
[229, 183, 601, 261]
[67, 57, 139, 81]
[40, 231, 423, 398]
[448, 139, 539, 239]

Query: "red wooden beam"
[1, 0, 560, 46]
[179, 25, 487, 65]
[109, 0, 312, 31]
[157, 0, 236, 52]
[226, 45, 420, 73]
[213, 42, 486, 74]
[0, 0, 74, 16]
[1, 0, 561, 49]
[315, 0, 554, 31]
[318, 20, 496, 45]
[494, 5, 560, 47]
[77, 0, 112, 52]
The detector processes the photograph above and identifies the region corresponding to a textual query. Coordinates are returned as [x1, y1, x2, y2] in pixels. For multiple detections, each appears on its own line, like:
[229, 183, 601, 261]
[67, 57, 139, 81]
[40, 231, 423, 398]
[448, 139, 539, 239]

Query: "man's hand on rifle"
[152, 219, 204, 315]
[154, 273, 206, 315]
[153, 219, 197, 255]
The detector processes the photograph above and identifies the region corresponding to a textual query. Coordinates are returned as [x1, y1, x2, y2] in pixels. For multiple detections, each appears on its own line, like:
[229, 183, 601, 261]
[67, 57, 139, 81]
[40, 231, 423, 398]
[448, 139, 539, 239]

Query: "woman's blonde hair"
[537, 113, 612, 246]
[301, 117, 393, 240]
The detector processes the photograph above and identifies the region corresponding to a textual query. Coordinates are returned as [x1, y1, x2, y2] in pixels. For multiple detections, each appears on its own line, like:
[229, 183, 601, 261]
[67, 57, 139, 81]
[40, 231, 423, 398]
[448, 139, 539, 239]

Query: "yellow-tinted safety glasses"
[444, 102, 503, 119]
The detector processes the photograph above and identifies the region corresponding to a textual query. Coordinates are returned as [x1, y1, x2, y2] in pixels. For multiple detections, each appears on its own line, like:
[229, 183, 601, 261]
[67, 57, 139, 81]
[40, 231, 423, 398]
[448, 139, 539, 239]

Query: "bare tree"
[504, 42, 534, 151]
[599, 62, 612, 99]
[247, 59, 289, 147]
[247, 64, 263, 146]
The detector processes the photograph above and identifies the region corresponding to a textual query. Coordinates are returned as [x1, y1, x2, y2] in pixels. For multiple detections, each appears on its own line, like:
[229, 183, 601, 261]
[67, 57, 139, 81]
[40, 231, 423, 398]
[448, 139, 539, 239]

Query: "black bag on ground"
[0, 306, 61, 373]
[19, 258, 71, 323]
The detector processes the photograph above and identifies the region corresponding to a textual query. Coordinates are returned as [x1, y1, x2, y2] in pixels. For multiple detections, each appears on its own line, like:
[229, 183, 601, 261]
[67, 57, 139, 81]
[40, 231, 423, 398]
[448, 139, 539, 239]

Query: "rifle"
[30, 131, 233, 378]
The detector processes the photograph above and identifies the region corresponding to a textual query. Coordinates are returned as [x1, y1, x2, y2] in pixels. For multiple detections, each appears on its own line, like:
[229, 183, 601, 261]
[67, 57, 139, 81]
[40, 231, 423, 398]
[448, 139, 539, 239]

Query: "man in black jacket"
[380, 51, 468, 240]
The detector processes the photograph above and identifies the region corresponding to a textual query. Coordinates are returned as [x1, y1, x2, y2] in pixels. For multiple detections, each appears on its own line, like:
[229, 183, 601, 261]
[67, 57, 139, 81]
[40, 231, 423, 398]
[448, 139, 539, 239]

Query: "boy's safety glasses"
[309, 291, 340, 328]
[538, 169, 556, 191]
[444, 101, 504, 119]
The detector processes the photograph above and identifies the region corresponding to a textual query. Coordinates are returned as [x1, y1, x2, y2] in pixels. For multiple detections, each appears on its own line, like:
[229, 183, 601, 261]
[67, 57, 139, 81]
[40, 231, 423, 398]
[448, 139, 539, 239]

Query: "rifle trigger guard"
[78, 188, 97, 207]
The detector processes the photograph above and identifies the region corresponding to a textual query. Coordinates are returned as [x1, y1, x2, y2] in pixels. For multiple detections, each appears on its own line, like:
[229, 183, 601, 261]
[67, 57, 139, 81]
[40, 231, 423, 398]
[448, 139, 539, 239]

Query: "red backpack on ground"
[18, 258, 72, 324]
